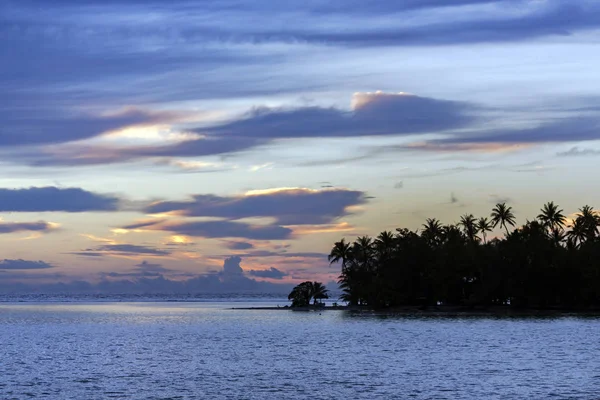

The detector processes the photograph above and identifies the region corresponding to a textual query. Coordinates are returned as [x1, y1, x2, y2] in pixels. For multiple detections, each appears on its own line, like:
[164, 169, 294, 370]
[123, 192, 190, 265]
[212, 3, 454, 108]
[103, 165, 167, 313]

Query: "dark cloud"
[13, 0, 596, 50]
[145, 188, 368, 225]
[288, 1, 600, 47]
[0, 108, 174, 147]
[247, 267, 288, 280]
[20, 137, 266, 167]
[310, 0, 498, 14]
[557, 147, 600, 157]
[450, 193, 459, 204]
[0, 187, 119, 212]
[222, 256, 244, 278]
[224, 241, 255, 250]
[135, 260, 168, 273]
[74, 244, 171, 256]
[124, 219, 293, 240]
[0, 259, 55, 270]
[204, 94, 475, 139]
[0, 221, 57, 234]
[16, 93, 475, 167]
[100, 260, 171, 279]
[97, 244, 170, 256]
[389, 117, 600, 153]
[394, 181, 404, 189]
[70, 252, 104, 257]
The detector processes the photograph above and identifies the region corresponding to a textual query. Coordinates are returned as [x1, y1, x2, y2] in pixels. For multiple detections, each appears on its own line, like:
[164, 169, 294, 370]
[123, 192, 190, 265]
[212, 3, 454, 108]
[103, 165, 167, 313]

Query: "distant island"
[279, 202, 600, 312]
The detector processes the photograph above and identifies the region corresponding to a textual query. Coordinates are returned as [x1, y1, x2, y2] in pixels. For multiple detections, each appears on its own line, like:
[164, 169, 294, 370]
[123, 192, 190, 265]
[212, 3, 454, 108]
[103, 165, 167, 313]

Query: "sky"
[1, 0, 600, 292]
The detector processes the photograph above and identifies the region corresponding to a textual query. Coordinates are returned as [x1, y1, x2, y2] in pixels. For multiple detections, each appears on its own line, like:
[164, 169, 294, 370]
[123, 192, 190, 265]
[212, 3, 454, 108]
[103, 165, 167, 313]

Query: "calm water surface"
[1, 300, 599, 399]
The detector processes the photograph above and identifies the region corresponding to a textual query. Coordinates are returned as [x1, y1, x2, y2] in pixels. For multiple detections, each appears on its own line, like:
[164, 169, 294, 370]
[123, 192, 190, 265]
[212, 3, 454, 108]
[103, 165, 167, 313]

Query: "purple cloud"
[0, 221, 57, 234]
[145, 188, 368, 225]
[0, 187, 120, 212]
[246, 267, 288, 280]
[0, 259, 55, 270]
[124, 219, 293, 241]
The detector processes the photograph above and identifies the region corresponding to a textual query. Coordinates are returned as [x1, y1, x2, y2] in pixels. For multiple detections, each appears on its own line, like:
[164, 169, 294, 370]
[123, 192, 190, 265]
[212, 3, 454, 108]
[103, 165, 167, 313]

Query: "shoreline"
[231, 305, 600, 314]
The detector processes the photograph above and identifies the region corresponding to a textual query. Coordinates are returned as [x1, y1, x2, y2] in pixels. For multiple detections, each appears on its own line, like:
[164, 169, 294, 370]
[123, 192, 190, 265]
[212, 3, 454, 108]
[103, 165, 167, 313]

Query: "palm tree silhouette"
[311, 281, 329, 305]
[459, 214, 479, 243]
[375, 231, 396, 261]
[328, 238, 352, 270]
[491, 202, 516, 236]
[288, 281, 329, 306]
[537, 201, 567, 233]
[577, 205, 599, 242]
[568, 218, 587, 248]
[422, 218, 443, 245]
[477, 217, 493, 244]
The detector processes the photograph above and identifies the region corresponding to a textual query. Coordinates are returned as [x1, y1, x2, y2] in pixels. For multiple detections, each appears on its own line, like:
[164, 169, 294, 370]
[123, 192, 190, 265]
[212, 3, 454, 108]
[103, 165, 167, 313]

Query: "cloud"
[0, 187, 120, 212]
[0, 259, 55, 270]
[0, 221, 58, 234]
[222, 256, 244, 278]
[15, 93, 475, 166]
[224, 241, 255, 250]
[73, 244, 171, 257]
[70, 252, 104, 257]
[12, 1, 597, 52]
[0, 107, 176, 147]
[394, 181, 404, 189]
[557, 146, 600, 157]
[124, 219, 293, 240]
[388, 117, 600, 153]
[144, 187, 368, 225]
[135, 260, 168, 273]
[96, 244, 171, 256]
[20, 137, 265, 167]
[204, 93, 475, 139]
[100, 260, 171, 279]
[247, 267, 288, 280]
[450, 192, 459, 204]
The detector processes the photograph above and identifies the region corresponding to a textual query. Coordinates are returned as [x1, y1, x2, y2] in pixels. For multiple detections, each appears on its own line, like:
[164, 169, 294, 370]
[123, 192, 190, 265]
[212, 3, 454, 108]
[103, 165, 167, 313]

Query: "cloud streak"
[0, 221, 58, 234]
[246, 267, 288, 280]
[124, 219, 293, 240]
[145, 187, 368, 225]
[0, 187, 120, 212]
[0, 259, 55, 270]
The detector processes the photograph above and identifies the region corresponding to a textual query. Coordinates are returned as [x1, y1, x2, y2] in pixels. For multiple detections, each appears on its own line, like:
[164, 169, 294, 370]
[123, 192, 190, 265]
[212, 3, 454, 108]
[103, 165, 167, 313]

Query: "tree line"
[328, 202, 600, 309]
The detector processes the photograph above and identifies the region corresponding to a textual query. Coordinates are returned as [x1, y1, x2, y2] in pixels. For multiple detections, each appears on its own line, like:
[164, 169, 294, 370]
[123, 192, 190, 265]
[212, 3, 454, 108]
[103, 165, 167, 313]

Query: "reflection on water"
[1, 301, 599, 399]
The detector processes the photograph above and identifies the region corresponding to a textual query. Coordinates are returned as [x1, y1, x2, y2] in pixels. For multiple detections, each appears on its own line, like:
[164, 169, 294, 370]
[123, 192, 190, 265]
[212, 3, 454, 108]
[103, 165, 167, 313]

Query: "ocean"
[1, 296, 599, 399]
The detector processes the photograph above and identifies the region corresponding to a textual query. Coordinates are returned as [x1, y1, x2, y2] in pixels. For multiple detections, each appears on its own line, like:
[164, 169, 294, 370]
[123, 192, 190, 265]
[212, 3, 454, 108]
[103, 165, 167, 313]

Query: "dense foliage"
[288, 281, 329, 307]
[329, 203, 600, 309]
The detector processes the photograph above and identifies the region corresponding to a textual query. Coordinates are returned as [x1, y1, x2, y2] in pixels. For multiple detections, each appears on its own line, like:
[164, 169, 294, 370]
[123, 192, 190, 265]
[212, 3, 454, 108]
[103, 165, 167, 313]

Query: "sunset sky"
[2, 0, 600, 291]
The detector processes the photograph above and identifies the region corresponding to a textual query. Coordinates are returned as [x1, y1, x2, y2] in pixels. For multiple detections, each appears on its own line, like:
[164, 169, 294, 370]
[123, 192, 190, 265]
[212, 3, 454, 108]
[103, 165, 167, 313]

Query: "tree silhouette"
[491, 202, 516, 236]
[328, 238, 352, 270]
[537, 201, 566, 234]
[288, 281, 329, 307]
[459, 214, 479, 243]
[477, 217, 493, 244]
[331, 202, 600, 310]
[422, 218, 443, 246]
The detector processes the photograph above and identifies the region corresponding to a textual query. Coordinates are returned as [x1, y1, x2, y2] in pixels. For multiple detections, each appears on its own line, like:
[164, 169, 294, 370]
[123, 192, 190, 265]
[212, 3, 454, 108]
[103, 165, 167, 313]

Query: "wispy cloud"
[123, 219, 293, 240]
[0, 187, 120, 212]
[0, 259, 55, 270]
[246, 267, 288, 280]
[72, 244, 171, 257]
[557, 146, 600, 157]
[144, 187, 368, 225]
[0, 221, 58, 234]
